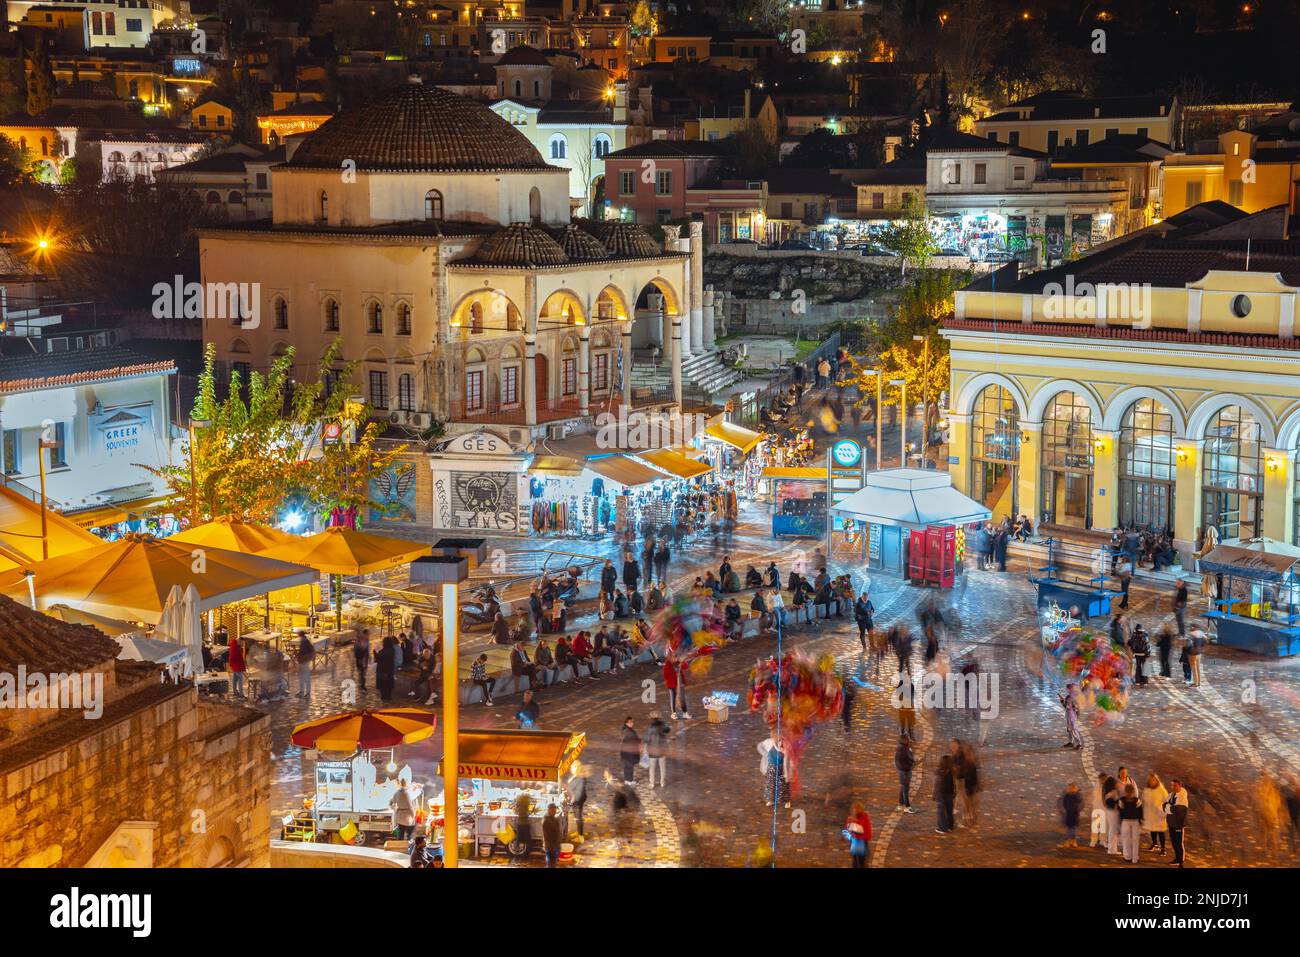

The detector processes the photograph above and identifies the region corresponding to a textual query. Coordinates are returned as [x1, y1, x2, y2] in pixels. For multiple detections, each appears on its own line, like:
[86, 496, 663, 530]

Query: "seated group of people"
[1111, 525, 1178, 571]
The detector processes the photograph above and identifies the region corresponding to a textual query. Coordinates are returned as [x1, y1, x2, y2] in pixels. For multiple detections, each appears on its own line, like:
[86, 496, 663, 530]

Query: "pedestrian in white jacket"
[1141, 773, 1170, 855]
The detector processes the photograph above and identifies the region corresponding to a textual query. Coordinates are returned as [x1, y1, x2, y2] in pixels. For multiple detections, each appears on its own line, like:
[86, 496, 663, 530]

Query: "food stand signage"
[459, 763, 553, 781]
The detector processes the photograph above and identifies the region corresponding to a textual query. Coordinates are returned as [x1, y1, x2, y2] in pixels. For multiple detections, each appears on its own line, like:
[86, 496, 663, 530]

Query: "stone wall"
[0, 680, 271, 868]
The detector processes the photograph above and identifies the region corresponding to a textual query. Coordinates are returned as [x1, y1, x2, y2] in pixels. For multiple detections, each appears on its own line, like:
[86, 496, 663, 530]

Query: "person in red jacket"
[227, 635, 247, 698]
[664, 659, 691, 719]
[571, 631, 599, 679]
[845, 803, 872, 868]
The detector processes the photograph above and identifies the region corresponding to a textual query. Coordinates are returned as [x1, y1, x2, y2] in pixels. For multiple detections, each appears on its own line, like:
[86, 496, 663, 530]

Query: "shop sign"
[443, 430, 512, 456]
[458, 763, 553, 781]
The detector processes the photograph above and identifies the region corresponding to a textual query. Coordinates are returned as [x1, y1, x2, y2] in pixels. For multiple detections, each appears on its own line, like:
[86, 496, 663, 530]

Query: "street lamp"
[891, 378, 907, 466]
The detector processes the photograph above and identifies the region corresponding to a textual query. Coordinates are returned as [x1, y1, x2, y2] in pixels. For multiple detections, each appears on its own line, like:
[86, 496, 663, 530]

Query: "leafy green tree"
[25, 39, 55, 116]
[876, 197, 937, 275]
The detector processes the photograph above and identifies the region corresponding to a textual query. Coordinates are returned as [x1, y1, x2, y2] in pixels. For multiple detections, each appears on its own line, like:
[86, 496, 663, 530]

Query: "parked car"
[846, 242, 897, 257]
[776, 239, 816, 251]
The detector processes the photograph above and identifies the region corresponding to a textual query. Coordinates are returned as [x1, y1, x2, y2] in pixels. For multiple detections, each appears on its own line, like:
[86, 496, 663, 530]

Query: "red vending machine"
[924, 525, 957, 587]
[907, 529, 926, 582]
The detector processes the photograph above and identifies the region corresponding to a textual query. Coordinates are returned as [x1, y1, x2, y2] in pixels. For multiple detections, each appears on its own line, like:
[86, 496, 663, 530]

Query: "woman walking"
[853, 591, 875, 653]
[644, 711, 671, 788]
[1142, 773, 1170, 855]
[845, 803, 872, 868]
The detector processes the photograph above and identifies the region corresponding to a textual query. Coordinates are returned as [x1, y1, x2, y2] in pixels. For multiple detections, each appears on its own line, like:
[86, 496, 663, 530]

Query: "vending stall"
[830, 469, 990, 581]
[1199, 540, 1300, 658]
[760, 466, 826, 538]
[438, 728, 587, 860]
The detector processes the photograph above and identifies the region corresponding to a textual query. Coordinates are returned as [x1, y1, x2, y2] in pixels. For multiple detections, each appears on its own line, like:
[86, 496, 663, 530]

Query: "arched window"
[424, 189, 443, 221]
[319, 190, 328, 222]
[324, 298, 340, 331]
[367, 301, 383, 334]
[39, 137, 48, 157]
[228, 190, 243, 205]
[528, 186, 541, 224]
[1202, 405, 1263, 540]
[469, 301, 484, 334]
[205, 190, 222, 204]
[1040, 392, 1093, 529]
[548, 134, 567, 160]
[970, 385, 1020, 518]
[593, 134, 611, 159]
[272, 297, 288, 329]
[396, 303, 412, 336]
[1119, 398, 1176, 532]
[514, 79, 522, 97]
[533, 79, 541, 98]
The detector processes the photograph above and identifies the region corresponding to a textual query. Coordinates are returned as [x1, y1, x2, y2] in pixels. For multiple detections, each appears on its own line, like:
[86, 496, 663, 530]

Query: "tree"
[728, 119, 777, 178]
[148, 342, 411, 527]
[25, 38, 55, 116]
[0, 135, 36, 186]
[876, 197, 937, 275]
[785, 127, 852, 169]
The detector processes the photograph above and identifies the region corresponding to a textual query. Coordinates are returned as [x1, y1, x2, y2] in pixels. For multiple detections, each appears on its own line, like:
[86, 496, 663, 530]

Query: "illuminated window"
[970, 385, 1020, 516]
[1118, 398, 1176, 531]
[1202, 405, 1263, 540]
[1040, 392, 1093, 529]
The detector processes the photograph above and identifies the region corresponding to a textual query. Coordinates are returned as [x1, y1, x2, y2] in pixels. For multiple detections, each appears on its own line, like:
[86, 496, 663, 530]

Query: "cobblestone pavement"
[257, 399, 1300, 867]
[259, 502, 1300, 867]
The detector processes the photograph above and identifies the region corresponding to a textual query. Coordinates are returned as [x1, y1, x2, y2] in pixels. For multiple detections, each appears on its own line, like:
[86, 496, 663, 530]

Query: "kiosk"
[1199, 541, 1300, 658]
[1030, 537, 1117, 621]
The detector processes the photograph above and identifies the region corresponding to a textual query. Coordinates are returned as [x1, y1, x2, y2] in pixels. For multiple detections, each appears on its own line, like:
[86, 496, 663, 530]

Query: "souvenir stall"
[1031, 537, 1116, 621]
[1199, 540, 1300, 658]
[438, 729, 587, 860]
[760, 466, 826, 538]
[527, 455, 605, 537]
[830, 469, 990, 580]
[582, 454, 671, 536]
[701, 421, 764, 500]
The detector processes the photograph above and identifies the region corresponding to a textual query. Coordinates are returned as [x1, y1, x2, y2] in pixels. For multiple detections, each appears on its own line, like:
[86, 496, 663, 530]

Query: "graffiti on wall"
[451, 470, 517, 530]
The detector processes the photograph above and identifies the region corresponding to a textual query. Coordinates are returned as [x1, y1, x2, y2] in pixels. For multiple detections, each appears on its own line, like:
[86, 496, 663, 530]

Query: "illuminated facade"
[944, 230, 1300, 557]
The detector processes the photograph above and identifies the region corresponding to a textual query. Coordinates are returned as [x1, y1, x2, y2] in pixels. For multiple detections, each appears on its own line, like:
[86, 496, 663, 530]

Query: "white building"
[6, 0, 171, 49]
[0, 344, 180, 521]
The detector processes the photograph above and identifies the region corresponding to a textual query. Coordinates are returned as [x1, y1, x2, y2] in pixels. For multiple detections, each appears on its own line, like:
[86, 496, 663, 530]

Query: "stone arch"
[540, 288, 586, 326]
[595, 284, 629, 321]
[634, 278, 681, 316]
[1026, 379, 1103, 425]
[1185, 393, 1277, 447]
[450, 289, 523, 333]
[228, 338, 250, 354]
[1274, 404, 1300, 451]
[953, 372, 1029, 419]
[1101, 386, 1188, 436]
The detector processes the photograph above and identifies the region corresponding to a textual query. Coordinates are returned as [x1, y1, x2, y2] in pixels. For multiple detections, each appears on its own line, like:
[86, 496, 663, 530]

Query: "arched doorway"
[1202, 404, 1263, 540]
[1040, 391, 1093, 528]
[970, 385, 1020, 518]
[535, 353, 549, 410]
[1118, 398, 1176, 531]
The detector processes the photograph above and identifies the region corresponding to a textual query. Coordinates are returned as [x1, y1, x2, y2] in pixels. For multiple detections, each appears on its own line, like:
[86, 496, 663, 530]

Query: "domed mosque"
[197, 79, 709, 531]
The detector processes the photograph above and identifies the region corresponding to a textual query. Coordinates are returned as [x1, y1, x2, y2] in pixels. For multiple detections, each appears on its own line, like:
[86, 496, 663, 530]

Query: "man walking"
[1116, 556, 1133, 609]
[1165, 778, 1190, 866]
[352, 629, 370, 689]
[1173, 579, 1189, 636]
[895, 735, 916, 811]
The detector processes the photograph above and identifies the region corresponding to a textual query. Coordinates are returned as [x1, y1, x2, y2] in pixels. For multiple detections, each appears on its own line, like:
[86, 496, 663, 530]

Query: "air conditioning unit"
[388, 410, 408, 425]
[409, 412, 431, 429]
[509, 429, 526, 445]
[546, 424, 568, 441]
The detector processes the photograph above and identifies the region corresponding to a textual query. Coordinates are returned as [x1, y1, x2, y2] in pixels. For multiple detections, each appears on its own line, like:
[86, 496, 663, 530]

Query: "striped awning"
[584, 454, 663, 487]
[637, 448, 713, 480]
[704, 421, 763, 453]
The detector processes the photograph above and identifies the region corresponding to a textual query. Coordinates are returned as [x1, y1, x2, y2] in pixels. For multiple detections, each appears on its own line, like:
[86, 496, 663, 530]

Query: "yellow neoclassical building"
[943, 227, 1300, 559]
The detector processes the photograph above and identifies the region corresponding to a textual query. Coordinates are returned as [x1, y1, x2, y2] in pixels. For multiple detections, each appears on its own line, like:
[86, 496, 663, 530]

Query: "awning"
[63, 494, 169, 529]
[584, 454, 664, 487]
[529, 455, 584, 477]
[0, 484, 103, 573]
[704, 421, 763, 453]
[637, 448, 713, 480]
[760, 466, 826, 481]
[1199, 543, 1299, 582]
[438, 729, 588, 783]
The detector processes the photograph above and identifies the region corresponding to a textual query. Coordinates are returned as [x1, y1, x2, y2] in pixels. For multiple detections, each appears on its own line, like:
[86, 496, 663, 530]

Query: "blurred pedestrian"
[645, 711, 671, 788]
[619, 716, 641, 785]
[934, 754, 956, 833]
[845, 803, 872, 868]
[1059, 782, 1082, 848]
[895, 735, 916, 811]
[1165, 778, 1190, 866]
[1060, 683, 1083, 749]
[542, 804, 563, 867]
[759, 736, 791, 808]
[1090, 772, 1109, 848]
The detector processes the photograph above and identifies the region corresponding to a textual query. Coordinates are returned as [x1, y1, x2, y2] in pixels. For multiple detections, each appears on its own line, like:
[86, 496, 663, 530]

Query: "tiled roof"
[579, 220, 661, 257]
[944, 317, 1300, 352]
[0, 594, 121, 675]
[547, 223, 610, 260]
[0, 346, 176, 396]
[604, 139, 731, 159]
[981, 92, 1171, 123]
[469, 223, 569, 267]
[927, 126, 1046, 157]
[287, 79, 551, 172]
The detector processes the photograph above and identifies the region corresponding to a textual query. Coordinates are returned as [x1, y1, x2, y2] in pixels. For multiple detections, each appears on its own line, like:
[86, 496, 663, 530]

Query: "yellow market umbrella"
[170, 517, 301, 554]
[0, 533, 319, 624]
[46, 603, 144, 637]
[259, 526, 432, 629]
[0, 484, 103, 573]
[291, 707, 436, 751]
[259, 525, 432, 576]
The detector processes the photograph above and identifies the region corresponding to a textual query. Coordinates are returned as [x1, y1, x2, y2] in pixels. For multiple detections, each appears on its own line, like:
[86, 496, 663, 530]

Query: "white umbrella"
[155, 585, 202, 678]
[179, 583, 204, 677]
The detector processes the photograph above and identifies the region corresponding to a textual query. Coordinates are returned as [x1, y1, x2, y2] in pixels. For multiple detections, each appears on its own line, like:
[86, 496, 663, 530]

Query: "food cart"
[1199, 541, 1300, 658]
[437, 728, 586, 860]
[308, 748, 431, 845]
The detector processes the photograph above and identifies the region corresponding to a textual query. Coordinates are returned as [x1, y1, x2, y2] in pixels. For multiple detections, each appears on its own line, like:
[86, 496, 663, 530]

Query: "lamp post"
[440, 583, 459, 868]
[912, 334, 930, 460]
[187, 416, 211, 526]
[862, 369, 883, 470]
[891, 378, 907, 467]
